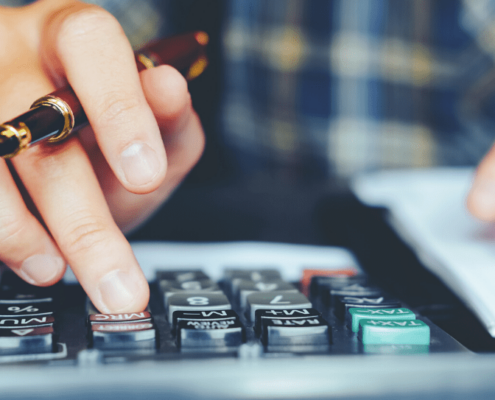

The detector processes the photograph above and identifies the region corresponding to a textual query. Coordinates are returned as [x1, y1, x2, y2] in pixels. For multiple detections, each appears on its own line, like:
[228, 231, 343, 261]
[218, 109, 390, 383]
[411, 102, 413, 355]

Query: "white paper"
[64, 241, 360, 283]
[352, 167, 495, 336]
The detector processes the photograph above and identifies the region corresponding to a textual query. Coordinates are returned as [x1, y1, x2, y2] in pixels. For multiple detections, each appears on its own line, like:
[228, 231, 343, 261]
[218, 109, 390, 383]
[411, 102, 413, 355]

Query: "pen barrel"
[0, 31, 208, 158]
[136, 32, 208, 78]
[8, 108, 65, 145]
[49, 86, 88, 132]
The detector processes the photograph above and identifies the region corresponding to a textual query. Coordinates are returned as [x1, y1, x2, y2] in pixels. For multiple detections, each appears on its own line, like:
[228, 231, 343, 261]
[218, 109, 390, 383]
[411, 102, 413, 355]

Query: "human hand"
[466, 147, 495, 221]
[0, 0, 205, 312]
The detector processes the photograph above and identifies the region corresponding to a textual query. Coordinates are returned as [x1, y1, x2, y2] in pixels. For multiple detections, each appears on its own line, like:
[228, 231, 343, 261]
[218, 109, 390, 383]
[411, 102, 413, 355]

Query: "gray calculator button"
[224, 269, 282, 296]
[173, 310, 239, 333]
[237, 280, 297, 308]
[0, 325, 54, 355]
[255, 308, 321, 332]
[0, 316, 55, 327]
[246, 291, 312, 322]
[310, 275, 368, 299]
[156, 270, 209, 283]
[163, 279, 219, 291]
[329, 284, 382, 305]
[91, 323, 156, 350]
[263, 315, 330, 348]
[0, 302, 53, 317]
[224, 269, 281, 281]
[178, 319, 244, 349]
[161, 280, 221, 307]
[167, 293, 231, 324]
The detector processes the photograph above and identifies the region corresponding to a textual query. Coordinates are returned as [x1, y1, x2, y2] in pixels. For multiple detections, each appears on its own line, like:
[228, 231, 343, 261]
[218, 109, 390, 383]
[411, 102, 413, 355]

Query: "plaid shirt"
[221, 0, 495, 178]
[5, 0, 495, 179]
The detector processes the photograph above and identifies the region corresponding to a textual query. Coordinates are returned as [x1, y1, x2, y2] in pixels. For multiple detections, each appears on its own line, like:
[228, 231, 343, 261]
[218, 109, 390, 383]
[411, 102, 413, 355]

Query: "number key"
[167, 293, 231, 324]
[246, 291, 312, 322]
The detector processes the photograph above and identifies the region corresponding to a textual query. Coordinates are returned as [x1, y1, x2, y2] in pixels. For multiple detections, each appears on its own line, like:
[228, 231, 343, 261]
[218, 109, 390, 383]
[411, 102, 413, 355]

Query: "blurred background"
[5, 0, 495, 245]
[121, 0, 495, 245]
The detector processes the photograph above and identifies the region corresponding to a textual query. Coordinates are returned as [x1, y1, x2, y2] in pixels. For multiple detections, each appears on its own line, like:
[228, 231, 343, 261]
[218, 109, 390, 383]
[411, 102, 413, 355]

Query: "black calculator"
[0, 242, 493, 400]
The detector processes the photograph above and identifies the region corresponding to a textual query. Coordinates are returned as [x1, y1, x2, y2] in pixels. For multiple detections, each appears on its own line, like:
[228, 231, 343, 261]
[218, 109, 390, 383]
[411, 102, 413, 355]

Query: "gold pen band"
[0, 122, 31, 158]
[136, 53, 157, 70]
[30, 96, 75, 143]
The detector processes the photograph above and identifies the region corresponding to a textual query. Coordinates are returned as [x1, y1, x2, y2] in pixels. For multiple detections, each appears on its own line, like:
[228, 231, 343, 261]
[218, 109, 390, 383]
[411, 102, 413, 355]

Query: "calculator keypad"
[0, 264, 467, 362]
[0, 273, 57, 355]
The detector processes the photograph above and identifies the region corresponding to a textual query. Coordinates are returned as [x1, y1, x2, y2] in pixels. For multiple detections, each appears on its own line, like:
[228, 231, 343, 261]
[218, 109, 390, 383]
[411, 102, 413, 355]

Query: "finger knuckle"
[0, 213, 27, 251]
[96, 93, 143, 128]
[59, 211, 111, 257]
[56, 5, 122, 51]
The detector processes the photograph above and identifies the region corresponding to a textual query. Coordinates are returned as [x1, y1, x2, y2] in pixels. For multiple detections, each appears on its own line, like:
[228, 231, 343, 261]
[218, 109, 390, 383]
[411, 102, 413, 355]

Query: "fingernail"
[20, 254, 65, 285]
[98, 270, 139, 313]
[120, 142, 160, 186]
[470, 180, 495, 215]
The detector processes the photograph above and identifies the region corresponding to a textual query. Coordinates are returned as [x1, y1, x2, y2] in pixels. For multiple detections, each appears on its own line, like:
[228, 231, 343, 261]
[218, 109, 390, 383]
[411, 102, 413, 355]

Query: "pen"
[0, 31, 209, 159]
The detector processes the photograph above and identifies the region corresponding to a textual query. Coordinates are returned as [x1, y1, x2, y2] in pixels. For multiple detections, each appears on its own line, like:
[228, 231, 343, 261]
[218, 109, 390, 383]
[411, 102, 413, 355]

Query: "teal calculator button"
[350, 308, 415, 332]
[359, 319, 430, 345]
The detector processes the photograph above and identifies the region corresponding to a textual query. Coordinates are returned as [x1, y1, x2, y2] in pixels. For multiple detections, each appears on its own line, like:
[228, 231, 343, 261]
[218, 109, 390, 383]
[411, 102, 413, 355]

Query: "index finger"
[41, 2, 167, 194]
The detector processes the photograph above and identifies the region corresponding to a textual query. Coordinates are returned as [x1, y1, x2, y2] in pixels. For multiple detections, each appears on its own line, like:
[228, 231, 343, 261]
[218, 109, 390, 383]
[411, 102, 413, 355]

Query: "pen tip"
[195, 31, 209, 46]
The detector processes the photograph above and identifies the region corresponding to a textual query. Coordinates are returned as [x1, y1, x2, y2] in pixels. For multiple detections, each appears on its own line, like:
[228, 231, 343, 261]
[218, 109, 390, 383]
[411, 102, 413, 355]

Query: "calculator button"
[0, 325, 54, 355]
[328, 284, 382, 306]
[246, 291, 312, 322]
[173, 310, 239, 332]
[263, 315, 330, 348]
[91, 323, 156, 350]
[177, 319, 244, 349]
[350, 308, 416, 332]
[224, 269, 283, 298]
[224, 269, 282, 281]
[359, 319, 430, 345]
[89, 312, 152, 324]
[310, 275, 368, 302]
[0, 302, 53, 317]
[301, 268, 358, 296]
[0, 315, 55, 327]
[167, 293, 231, 324]
[0, 271, 56, 302]
[255, 308, 321, 333]
[161, 280, 222, 307]
[237, 280, 298, 308]
[160, 279, 219, 293]
[156, 270, 209, 282]
[336, 296, 401, 321]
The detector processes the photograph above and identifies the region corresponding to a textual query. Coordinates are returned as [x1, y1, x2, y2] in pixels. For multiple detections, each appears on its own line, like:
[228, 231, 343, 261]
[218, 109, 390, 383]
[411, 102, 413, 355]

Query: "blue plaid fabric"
[221, 0, 495, 178]
[0, 0, 163, 49]
[5, 0, 495, 179]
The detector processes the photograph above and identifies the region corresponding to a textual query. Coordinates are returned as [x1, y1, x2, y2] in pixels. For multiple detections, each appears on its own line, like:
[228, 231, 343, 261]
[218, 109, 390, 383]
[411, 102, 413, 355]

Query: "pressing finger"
[12, 138, 149, 313]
